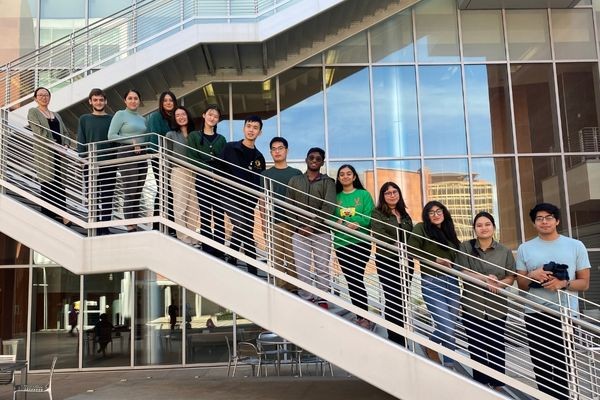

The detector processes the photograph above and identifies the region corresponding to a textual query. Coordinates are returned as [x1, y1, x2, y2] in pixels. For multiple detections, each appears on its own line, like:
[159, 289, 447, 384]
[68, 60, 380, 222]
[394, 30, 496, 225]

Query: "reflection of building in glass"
[364, 168, 423, 221]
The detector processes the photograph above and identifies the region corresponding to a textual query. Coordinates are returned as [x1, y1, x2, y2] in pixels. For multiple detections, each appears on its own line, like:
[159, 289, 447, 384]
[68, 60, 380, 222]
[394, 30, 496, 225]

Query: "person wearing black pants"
[371, 182, 414, 346]
[333, 164, 375, 329]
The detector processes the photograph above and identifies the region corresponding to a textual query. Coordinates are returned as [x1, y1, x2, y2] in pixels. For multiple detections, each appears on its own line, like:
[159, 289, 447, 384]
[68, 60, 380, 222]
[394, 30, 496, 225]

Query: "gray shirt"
[456, 239, 516, 320]
[166, 130, 191, 159]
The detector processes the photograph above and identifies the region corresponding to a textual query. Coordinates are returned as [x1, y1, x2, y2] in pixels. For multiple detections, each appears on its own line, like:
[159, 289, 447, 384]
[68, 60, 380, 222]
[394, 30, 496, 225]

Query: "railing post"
[0, 108, 7, 187]
[3, 62, 10, 107]
[157, 135, 167, 233]
[69, 32, 75, 80]
[131, 1, 138, 53]
[179, 0, 185, 31]
[88, 142, 98, 236]
[263, 179, 275, 285]
[397, 229, 412, 350]
[560, 293, 579, 399]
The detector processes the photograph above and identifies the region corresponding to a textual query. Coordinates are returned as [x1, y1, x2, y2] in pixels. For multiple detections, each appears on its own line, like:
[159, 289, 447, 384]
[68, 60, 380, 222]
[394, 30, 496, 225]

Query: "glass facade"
[1, 0, 599, 372]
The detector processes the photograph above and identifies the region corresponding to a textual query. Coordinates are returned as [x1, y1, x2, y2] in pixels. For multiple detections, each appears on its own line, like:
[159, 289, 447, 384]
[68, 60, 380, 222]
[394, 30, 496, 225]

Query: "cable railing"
[1, 114, 600, 399]
[0, 0, 300, 109]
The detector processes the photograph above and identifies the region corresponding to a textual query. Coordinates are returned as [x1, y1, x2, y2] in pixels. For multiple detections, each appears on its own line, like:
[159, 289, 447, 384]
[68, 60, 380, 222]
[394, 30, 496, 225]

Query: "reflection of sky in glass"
[465, 65, 494, 154]
[370, 11, 414, 63]
[470, 158, 499, 213]
[419, 66, 466, 156]
[280, 91, 325, 161]
[373, 67, 420, 157]
[327, 67, 372, 158]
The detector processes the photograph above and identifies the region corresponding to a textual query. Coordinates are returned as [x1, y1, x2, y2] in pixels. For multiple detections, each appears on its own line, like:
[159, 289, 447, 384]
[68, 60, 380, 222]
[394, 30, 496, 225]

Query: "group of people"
[27, 86, 591, 398]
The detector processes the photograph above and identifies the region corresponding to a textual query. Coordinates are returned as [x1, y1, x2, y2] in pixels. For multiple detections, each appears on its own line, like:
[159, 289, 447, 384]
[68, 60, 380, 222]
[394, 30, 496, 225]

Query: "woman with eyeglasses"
[408, 201, 461, 366]
[166, 106, 200, 246]
[146, 91, 178, 232]
[188, 104, 227, 257]
[334, 165, 375, 330]
[456, 212, 515, 391]
[371, 182, 413, 346]
[27, 87, 72, 225]
[108, 89, 147, 232]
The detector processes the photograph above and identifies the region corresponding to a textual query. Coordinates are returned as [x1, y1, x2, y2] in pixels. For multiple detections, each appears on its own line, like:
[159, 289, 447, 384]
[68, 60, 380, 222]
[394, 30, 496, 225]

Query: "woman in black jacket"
[371, 182, 413, 346]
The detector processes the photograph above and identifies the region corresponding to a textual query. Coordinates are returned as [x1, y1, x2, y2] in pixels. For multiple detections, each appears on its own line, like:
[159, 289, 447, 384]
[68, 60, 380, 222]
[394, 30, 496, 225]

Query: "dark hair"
[529, 203, 561, 222]
[473, 211, 495, 228]
[200, 104, 221, 133]
[269, 137, 288, 149]
[244, 115, 263, 130]
[34, 87, 50, 97]
[88, 88, 106, 100]
[335, 164, 365, 193]
[377, 182, 409, 219]
[123, 89, 141, 101]
[158, 91, 177, 119]
[422, 201, 460, 248]
[173, 106, 195, 131]
[306, 147, 325, 160]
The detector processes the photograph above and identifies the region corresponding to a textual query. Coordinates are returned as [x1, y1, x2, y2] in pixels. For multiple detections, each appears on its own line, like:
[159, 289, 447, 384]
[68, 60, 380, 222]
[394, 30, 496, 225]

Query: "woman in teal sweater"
[334, 164, 375, 330]
[107, 89, 147, 232]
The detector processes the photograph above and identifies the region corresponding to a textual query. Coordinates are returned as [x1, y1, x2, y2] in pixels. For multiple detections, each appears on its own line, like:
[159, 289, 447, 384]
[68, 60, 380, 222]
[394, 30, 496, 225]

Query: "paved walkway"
[0, 366, 396, 400]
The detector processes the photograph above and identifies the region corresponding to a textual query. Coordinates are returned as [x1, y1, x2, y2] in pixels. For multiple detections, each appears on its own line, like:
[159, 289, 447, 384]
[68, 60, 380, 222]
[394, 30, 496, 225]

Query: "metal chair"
[231, 342, 265, 377]
[297, 350, 334, 377]
[13, 356, 57, 400]
[0, 354, 16, 386]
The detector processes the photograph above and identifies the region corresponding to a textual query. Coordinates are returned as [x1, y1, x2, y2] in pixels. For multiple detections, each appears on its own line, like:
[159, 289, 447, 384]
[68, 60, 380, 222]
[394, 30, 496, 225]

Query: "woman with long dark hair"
[457, 212, 515, 390]
[333, 165, 375, 329]
[371, 182, 413, 346]
[408, 201, 460, 366]
[166, 106, 200, 245]
[108, 89, 147, 232]
[188, 104, 227, 257]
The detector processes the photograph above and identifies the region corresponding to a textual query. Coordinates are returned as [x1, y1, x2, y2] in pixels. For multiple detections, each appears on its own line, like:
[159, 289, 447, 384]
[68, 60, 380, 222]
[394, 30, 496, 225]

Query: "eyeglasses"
[307, 155, 323, 162]
[270, 146, 286, 152]
[535, 215, 556, 222]
[428, 209, 443, 216]
[384, 190, 398, 197]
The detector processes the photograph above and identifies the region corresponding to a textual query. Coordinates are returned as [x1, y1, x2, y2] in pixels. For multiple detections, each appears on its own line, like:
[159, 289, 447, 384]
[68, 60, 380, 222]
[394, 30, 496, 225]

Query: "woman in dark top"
[371, 182, 413, 346]
[408, 201, 461, 366]
[27, 87, 71, 225]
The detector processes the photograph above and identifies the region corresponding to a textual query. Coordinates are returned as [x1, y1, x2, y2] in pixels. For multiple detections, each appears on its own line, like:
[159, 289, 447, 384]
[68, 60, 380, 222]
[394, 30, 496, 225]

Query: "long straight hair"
[335, 164, 365, 194]
[200, 104, 221, 134]
[377, 182, 409, 219]
[421, 201, 460, 248]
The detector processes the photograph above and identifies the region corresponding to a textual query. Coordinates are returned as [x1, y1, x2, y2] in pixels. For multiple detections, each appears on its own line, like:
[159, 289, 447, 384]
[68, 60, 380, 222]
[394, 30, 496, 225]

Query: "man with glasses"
[260, 137, 301, 292]
[516, 202, 590, 400]
[285, 148, 336, 308]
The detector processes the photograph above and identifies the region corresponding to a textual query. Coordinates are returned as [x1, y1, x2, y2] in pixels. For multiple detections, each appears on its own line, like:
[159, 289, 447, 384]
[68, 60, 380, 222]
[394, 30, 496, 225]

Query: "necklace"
[38, 107, 54, 120]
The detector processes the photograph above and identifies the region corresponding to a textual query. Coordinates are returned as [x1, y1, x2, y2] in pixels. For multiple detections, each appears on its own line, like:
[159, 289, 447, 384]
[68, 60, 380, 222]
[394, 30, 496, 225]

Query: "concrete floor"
[0, 365, 397, 400]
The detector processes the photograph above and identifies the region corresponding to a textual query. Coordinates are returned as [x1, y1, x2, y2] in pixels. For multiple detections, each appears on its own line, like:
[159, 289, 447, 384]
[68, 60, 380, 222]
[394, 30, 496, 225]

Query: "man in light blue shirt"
[516, 203, 590, 400]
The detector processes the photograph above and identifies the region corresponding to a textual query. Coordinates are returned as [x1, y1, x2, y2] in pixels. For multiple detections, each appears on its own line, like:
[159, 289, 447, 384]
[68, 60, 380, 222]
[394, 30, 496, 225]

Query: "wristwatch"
[565, 280, 571, 290]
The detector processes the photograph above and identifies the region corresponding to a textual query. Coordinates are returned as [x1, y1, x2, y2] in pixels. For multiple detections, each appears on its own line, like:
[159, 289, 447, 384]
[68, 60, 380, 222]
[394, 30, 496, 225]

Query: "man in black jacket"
[220, 115, 266, 274]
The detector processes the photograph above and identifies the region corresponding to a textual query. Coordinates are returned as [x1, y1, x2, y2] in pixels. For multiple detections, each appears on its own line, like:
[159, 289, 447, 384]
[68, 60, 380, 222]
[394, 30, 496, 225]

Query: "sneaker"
[316, 299, 329, 310]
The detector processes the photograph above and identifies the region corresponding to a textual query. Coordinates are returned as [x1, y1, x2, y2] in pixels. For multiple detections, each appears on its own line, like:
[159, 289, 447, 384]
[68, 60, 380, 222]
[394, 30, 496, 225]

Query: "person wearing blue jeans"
[408, 201, 461, 366]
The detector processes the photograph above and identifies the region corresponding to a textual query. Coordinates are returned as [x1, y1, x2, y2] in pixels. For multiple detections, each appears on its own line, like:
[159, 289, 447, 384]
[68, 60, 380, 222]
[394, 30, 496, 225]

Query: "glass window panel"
[0, 1, 38, 65]
[565, 156, 600, 248]
[465, 65, 513, 154]
[0, 268, 29, 361]
[30, 266, 79, 369]
[328, 161, 376, 198]
[518, 156, 568, 240]
[279, 68, 325, 160]
[471, 158, 521, 249]
[83, 272, 132, 368]
[324, 32, 368, 64]
[298, 53, 323, 66]
[505, 10, 551, 61]
[552, 9, 596, 60]
[0, 233, 30, 264]
[137, 7, 179, 51]
[423, 158, 472, 241]
[419, 65, 467, 156]
[40, 19, 86, 46]
[370, 159, 423, 221]
[90, 0, 127, 18]
[231, 81, 277, 152]
[134, 271, 183, 366]
[557, 63, 600, 155]
[370, 11, 414, 63]
[511, 64, 561, 153]
[185, 289, 232, 364]
[415, 0, 460, 63]
[326, 67, 372, 158]
[460, 10, 506, 62]
[582, 251, 599, 307]
[373, 66, 419, 157]
[40, 0, 84, 18]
